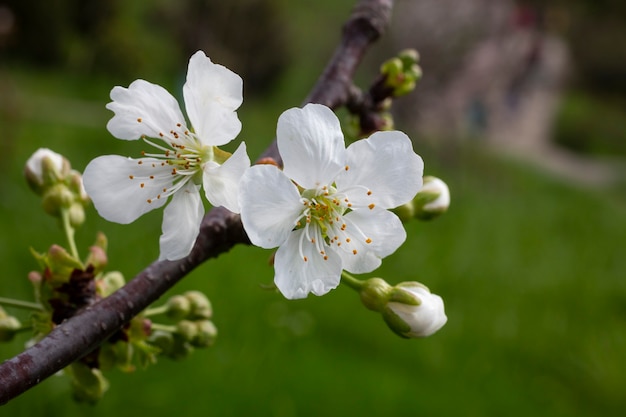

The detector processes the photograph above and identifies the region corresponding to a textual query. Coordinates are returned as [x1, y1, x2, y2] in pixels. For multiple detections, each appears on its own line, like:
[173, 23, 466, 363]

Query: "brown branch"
[0, 0, 394, 405]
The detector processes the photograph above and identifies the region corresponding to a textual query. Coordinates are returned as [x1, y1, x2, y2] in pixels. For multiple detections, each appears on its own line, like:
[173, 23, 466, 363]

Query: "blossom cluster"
[80, 51, 447, 338]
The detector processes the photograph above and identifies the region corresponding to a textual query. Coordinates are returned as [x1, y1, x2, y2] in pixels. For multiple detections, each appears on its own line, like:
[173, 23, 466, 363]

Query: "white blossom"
[83, 51, 249, 261]
[239, 103, 424, 299]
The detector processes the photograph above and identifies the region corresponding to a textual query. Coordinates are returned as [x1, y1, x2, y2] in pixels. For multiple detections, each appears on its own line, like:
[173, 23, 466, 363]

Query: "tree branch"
[0, 0, 394, 404]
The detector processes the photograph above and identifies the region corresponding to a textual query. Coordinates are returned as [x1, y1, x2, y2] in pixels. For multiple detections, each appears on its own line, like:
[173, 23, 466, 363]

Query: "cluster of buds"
[147, 291, 218, 360]
[394, 175, 450, 222]
[356, 277, 447, 338]
[380, 49, 423, 97]
[24, 148, 90, 227]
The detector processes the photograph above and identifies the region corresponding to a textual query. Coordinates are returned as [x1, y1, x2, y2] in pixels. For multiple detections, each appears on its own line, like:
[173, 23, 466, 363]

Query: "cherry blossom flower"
[83, 51, 249, 261]
[239, 103, 424, 299]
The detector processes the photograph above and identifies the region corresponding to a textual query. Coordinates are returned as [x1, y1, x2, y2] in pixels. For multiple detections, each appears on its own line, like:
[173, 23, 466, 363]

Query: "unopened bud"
[358, 278, 394, 312]
[176, 320, 198, 342]
[166, 295, 191, 320]
[384, 282, 447, 338]
[191, 320, 218, 348]
[97, 271, 125, 297]
[0, 316, 21, 342]
[42, 184, 74, 216]
[24, 148, 68, 194]
[184, 291, 212, 319]
[413, 176, 450, 220]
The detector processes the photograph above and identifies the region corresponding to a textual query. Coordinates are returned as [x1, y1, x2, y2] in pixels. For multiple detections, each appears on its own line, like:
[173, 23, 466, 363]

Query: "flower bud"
[358, 278, 394, 312]
[384, 282, 447, 338]
[41, 183, 74, 216]
[176, 320, 198, 342]
[413, 176, 450, 220]
[97, 271, 125, 297]
[148, 329, 175, 355]
[184, 290, 212, 319]
[24, 148, 68, 194]
[0, 315, 21, 342]
[191, 320, 218, 348]
[165, 295, 191, 320]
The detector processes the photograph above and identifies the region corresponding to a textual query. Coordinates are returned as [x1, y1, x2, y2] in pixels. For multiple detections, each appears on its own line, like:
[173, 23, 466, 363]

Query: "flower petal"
[338, 208, 406, 273]
[83, 155, 170, 224]
[158, 182, 204, 261]
[106, 79, 188, 141]
[274, 229, 342, 299]
[183, 51, 243, 146]
[202, 142, 250, 213]
[239, 164, 304, 249]
[277, 103, 345, 188]
[338, 130, 424, 209]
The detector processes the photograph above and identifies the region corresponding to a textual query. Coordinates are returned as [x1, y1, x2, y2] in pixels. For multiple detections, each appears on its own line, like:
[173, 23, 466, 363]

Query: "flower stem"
[0, 297, 44, 311]
[150, 323, 178, 333]
[142, 305, 169, 318]
[60, 208, 79, 260]
[340, 271, 365, 291]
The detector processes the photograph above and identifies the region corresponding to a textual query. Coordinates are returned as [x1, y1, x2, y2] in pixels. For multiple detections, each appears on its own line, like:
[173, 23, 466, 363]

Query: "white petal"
[83, 155, 169, 224]
[338, 208, 406, 273]
[337, 131, 424, 209]
[239, 165, 303, 249]
[159, 183, 204, 261]
[202, 142, 250, 213]
[277, 103, 346, 188]
[274, 229, 342, 299]
[106, 80, 188, 141]
[183, 51, 243, 146]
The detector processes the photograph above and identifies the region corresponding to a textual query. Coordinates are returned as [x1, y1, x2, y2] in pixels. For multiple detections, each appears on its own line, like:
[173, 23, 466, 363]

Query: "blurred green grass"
[2, 1, 626, 415]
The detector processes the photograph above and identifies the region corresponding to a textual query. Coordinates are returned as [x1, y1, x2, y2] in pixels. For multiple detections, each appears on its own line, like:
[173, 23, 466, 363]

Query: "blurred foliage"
[1, 0, 290, 93]
[554, 91, 626, 156]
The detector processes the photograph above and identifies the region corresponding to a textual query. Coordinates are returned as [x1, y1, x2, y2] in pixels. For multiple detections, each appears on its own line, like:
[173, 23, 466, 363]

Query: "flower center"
[295, 184, 371, 263]
[127, 128, 214, 204]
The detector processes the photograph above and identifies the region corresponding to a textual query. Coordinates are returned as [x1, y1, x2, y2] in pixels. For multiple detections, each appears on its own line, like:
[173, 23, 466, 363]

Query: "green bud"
[148, 330, 175, 355]
[358, 278, 394, 312]
[391, 202, 415, 223]
[0, 316, 21, 342]
[191, 320, 218, 348]
[184, 291, 212, 319]
[176, 320, 198, 342]
[41, 184, 74, 216]
[414, 176, 450, 221]
[68, 170, 90, 205]
[398, 48, 419, 65]
[68, 202, 86, 228]
[97, 271, 125, 297]
[166, 295, 191, 320]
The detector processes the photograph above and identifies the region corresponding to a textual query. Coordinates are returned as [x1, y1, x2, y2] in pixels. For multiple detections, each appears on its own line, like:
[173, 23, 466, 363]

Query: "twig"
[0, 0, 394, 404]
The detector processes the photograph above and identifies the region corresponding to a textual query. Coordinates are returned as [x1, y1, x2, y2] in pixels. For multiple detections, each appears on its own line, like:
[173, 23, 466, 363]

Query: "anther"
[368, 203, 375, 210]
[129, 175, 134, 180]
[345, 165, 349, 171]
[303, 256, 308, 262]
[140, 183, 145, 188]
[147, 199, 152, 203]
[367, 190, 372, 196]
[352, 249, 358, 255]
[137, 118, 142, 123]
[365, 238, 372, 244]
